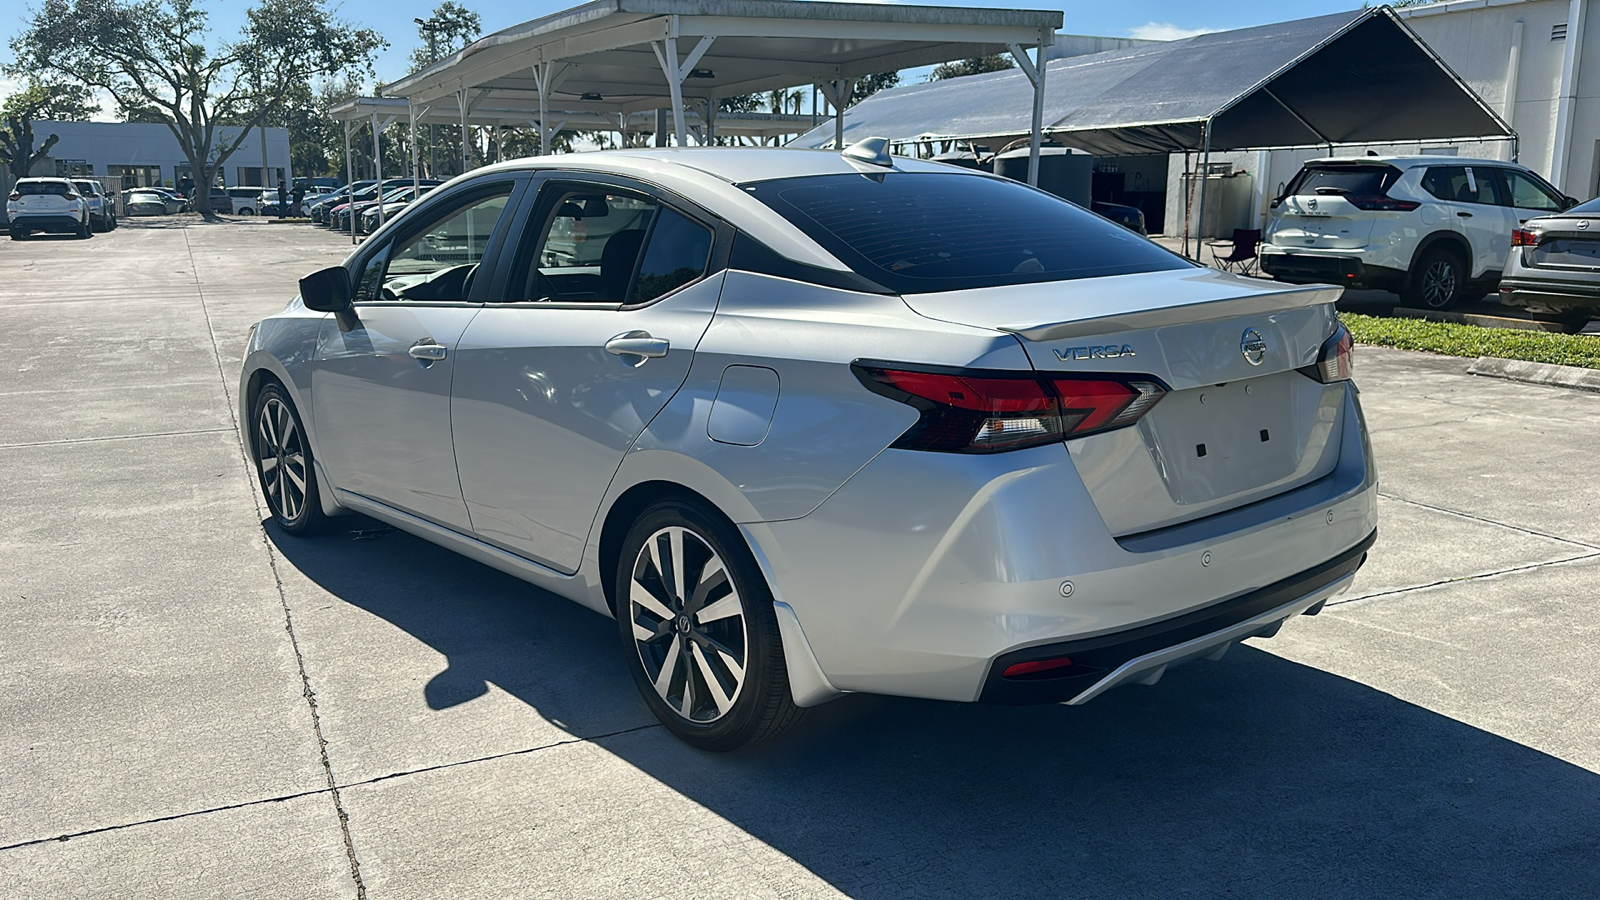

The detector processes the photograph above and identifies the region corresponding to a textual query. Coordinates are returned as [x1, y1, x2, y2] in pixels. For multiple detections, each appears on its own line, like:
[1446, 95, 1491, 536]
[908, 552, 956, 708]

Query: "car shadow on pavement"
[269, 518, 1600, 898]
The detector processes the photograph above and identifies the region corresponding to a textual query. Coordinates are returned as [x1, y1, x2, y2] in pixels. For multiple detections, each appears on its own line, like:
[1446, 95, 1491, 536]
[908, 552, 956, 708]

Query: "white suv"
[7, 177, 92, 240]
[1260, 156, 1575, 308]
[72, 179, 116, 232]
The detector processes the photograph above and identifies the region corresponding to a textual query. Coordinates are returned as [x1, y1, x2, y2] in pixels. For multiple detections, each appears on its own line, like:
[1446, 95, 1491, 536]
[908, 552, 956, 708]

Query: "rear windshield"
[743, 172, 1189, 293]
[1283, 164, 1400, 199]
[17, 181, 74, 196]
[128, 192, 163, 202]
[1565, 196, 1600, 215]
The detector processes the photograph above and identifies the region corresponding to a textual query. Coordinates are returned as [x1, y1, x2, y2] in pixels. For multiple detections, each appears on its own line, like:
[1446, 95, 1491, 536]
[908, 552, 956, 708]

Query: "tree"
[930, 55, 1015, 81]
[13, 0, 385, 216]
[0, 115, 58, 181]
[1, 81, 99, 122]
[848, 72, 899, 107]
[410, 2, 481, 72]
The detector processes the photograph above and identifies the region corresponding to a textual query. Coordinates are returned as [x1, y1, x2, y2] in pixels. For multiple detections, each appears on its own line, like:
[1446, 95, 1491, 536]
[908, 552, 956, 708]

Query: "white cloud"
[1128, 22, 1220, 41]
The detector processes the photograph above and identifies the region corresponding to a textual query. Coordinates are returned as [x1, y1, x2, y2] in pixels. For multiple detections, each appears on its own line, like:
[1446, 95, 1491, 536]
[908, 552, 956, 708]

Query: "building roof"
[791, 8, 1513, 155]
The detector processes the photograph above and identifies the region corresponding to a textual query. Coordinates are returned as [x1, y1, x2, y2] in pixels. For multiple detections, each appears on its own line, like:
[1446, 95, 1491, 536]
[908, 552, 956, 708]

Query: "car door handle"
[1457, 211, 1473, 218]
[605, 332, 670, 361]
[408, 340, 448, 361]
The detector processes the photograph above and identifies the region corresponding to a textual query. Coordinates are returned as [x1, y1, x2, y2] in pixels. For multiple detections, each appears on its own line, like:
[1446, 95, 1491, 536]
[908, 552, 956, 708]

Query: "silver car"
[1497, 196, 1600, 332]
[240, 145, 1377, 750]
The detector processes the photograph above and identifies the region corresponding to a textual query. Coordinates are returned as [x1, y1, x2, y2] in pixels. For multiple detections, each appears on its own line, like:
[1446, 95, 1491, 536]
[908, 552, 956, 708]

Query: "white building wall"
[20, 120, 291, 189]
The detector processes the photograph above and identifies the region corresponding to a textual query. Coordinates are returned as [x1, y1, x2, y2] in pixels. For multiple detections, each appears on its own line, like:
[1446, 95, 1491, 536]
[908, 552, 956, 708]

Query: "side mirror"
[1565, 195, 1582, 210]
[300, 266, 353, 313]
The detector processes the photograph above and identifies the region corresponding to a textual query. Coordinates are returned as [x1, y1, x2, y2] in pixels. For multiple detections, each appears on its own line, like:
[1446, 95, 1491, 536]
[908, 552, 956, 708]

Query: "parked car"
[206, 188, 232, 213]
[1091, 200, 1147, 235]
[324, 180, 416, 229]
[8, 177, 91, 239]
[310, 181, 377, 224]
[1259, 155, 1577, 308]
[225, 186, 265, 215]
[71, 179, 116, 232]
[357, 183, 441, 233]
[1495, 195, 1600, 332]
[124, 189, 173, 217]
[241, 146, 1377, 750]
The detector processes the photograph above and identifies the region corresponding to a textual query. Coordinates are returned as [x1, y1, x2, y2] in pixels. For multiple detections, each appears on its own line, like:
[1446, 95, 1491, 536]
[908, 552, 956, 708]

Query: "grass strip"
[1341, 313, 1600, 370]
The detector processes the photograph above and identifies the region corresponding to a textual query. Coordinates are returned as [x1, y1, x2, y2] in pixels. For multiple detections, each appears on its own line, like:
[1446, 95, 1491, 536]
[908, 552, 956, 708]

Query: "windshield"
[17, 181, 74, 196]
[743, 172, 1189, 293]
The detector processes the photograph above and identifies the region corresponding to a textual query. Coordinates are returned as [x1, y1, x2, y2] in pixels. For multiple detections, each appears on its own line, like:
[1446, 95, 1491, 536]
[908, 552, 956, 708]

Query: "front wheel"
[250, 382, 327, 534]
[1405, 248, 1466, 309]
[615, 499, 801, 751]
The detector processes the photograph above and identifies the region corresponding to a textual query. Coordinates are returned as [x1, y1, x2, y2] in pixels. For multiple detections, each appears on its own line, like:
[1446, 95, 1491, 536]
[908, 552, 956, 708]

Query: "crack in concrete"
[0, 723, 663, 854]
[181, 224, 369, 899]
[1329, 551, 1600, 608]
[0, 427, 235, 450]
[1376, 491, 1600, 551]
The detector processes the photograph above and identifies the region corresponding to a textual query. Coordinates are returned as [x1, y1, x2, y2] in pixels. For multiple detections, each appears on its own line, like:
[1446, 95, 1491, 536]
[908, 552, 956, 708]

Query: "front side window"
[354, 185, 513, 303]
[1502, 170, 1566, 212]
[743, 172, 1189, 293]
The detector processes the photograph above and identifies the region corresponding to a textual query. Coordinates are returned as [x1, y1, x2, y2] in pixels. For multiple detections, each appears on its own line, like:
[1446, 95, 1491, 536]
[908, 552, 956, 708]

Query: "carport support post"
[534, 61, 551, 154]
[652, 25, 716, 147]
[371, 112, 383, 233]
[1193, 120, 1213, 260]
[410, 103, 421, 196]
[1008, 39, 1049, 187]
[459, 89, 470, 172]
[343, 120, 355, 246]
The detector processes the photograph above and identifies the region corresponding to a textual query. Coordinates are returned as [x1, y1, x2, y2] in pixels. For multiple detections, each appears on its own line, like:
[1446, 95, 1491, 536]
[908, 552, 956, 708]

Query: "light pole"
[416, 17, 443, 177]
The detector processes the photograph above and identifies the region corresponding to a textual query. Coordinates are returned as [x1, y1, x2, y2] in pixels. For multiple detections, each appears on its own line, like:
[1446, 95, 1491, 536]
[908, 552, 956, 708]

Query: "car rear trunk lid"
[900, 268, 1348, 536]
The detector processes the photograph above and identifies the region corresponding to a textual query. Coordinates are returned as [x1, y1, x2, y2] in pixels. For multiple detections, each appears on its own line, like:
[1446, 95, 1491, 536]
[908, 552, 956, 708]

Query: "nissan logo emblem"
[1579, 220, 1590, 230]
[1241, 329, 1267, 366]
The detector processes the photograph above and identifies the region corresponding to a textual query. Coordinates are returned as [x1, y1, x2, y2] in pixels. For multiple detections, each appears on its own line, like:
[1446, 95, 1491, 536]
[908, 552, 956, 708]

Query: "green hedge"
[1342, 313, 1600, 370]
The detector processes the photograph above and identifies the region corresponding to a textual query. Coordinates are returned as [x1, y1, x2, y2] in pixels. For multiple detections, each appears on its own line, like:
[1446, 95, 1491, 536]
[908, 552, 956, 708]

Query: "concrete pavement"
[2, 220, 1596, 898]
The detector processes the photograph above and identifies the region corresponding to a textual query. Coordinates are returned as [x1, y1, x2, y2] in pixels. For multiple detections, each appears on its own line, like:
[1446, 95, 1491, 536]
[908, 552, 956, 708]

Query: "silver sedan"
[1498, 196, 1600, 332]
[240, 145, 1378, 750]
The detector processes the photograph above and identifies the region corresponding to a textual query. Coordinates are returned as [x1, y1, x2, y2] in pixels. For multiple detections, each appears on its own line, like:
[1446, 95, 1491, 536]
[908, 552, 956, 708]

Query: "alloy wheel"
[1421, 260, 1458, 308]
[256, 396, 309, 523]
[627, 526, 749, 724]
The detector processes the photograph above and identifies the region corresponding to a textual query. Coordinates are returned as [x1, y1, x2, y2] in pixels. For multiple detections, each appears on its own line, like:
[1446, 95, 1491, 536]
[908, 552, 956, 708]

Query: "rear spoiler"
[998, 284, 1342, 342]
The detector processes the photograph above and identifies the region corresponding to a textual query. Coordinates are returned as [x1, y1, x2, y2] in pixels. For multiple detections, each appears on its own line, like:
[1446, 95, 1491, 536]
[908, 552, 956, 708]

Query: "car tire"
[614, 498, 802, 751]
[77, 219, 91, 239]
[9, 229, 25, 241]
[250, 382, 328, 535]
[1405, 247, 1466, 309]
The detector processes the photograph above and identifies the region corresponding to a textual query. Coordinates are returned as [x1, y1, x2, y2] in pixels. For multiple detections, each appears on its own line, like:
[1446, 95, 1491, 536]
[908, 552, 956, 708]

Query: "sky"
[0, 0, 1368, 115]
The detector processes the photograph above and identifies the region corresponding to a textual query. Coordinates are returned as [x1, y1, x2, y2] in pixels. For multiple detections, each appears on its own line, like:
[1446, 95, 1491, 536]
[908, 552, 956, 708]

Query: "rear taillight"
[1303, 325, 1354, 383]
[1512, 228, 1540, 246]
[7, 192, 17, 201]
[1348, 196, 1421, 212]
[854, 362, 1167, 453]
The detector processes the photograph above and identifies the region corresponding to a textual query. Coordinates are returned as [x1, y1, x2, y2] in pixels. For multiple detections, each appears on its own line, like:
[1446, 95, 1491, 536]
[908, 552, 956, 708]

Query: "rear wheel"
[615, 499, 801, 751]
[1405, 247, 1466, 309]
[251, 382, 327, 535]
[9, 229, 24, 241]
[76, 219, 91, 239]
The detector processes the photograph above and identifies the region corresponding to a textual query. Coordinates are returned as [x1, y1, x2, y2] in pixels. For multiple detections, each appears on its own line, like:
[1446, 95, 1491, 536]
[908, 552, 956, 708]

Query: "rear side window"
[743, 173, 1188, 293]
[16, 181, 73, 196]
[632, 208, 713, 304]
[1502, 169, 1566, 212]
[1284, 164, 1400, 199]
[1421, 166, 1506, 205]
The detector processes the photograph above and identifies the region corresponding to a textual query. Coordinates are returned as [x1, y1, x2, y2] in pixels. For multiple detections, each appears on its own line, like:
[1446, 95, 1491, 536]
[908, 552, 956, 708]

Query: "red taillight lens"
[7, 192, 18, 201]
[1306, 325, 1354, 383]
[1003, 657, 1076, 678]
[1348, 196, 1421, 212]
[1511, 228, 1540, 246]
[855, 363, 1167, 453]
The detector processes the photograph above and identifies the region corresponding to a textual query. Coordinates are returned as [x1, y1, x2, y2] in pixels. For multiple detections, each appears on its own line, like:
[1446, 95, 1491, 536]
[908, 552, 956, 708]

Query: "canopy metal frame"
[378, 0, 1060, 185]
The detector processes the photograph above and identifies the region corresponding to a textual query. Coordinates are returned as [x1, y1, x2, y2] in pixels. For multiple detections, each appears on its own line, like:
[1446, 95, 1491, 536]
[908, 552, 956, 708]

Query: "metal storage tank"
[995, 146, 1092, 206]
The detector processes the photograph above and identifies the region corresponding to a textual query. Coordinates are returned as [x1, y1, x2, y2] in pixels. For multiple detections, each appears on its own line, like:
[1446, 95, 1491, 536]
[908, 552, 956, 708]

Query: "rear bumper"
[10, 215, 82, 233]
[1260, 250, 1406, 292]
[978, 530, 1373, 703]
[1498, 276, 1600, 314]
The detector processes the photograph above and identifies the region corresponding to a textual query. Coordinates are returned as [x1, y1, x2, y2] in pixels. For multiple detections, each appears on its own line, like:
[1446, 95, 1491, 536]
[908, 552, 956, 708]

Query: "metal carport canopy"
[792, 7, 1514, 156]
[329, 95, 815, 138]
[380, 0, 1061, 178]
